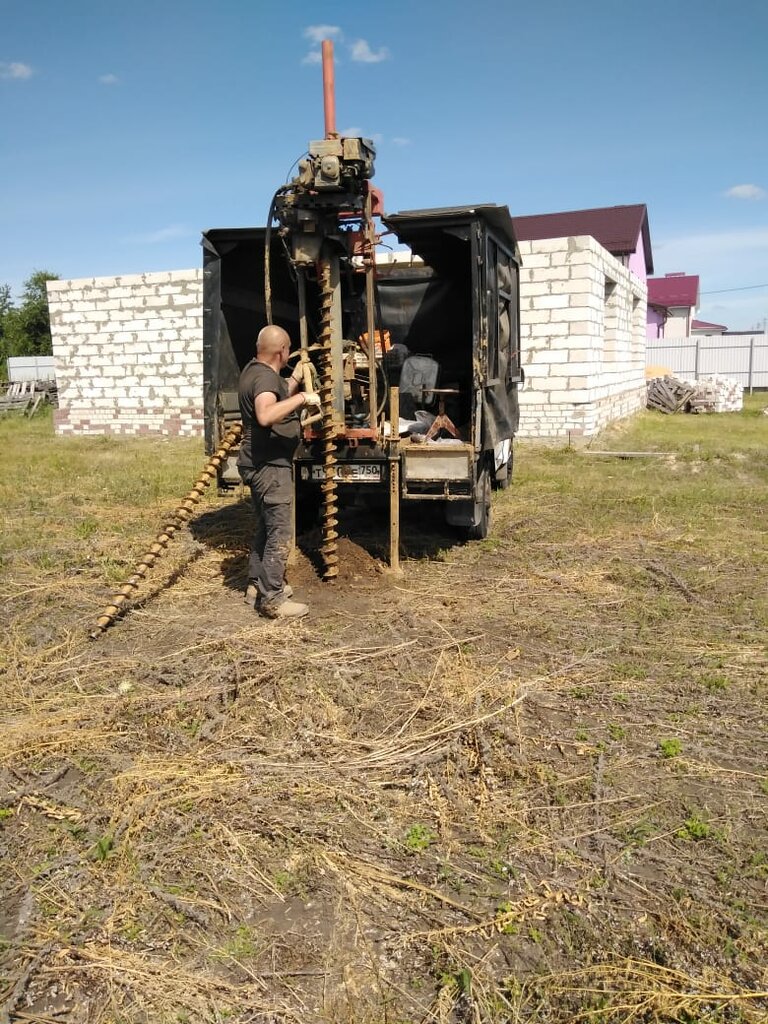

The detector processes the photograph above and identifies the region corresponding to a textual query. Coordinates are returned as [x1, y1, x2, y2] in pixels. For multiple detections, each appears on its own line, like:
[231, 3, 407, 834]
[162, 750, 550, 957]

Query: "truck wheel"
[467, 463, 492, 540]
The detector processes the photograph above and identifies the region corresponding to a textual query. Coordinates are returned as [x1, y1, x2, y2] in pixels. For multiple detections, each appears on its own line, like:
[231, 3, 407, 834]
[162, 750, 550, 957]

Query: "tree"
[0, 283, 14, 379]
[0, 270, 60, 376]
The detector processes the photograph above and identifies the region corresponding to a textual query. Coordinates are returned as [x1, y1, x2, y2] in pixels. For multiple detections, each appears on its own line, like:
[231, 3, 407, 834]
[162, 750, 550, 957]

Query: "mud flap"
[445, 463, 491, 538]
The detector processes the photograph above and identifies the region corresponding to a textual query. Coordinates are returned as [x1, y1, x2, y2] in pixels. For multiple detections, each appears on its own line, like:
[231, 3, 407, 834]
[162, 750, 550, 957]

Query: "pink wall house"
[647, 305, 665, 339]
[646, 274, 700, 339]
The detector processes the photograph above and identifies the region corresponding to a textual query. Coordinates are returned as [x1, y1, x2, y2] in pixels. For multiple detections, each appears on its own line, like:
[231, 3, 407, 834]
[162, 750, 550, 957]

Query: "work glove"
[291, 365, 305, 385]
[303, 391, 322, 408]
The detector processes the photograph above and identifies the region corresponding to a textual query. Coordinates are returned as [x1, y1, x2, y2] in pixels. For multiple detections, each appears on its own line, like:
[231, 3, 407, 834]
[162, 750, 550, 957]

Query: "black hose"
[264, 185, 290, 325]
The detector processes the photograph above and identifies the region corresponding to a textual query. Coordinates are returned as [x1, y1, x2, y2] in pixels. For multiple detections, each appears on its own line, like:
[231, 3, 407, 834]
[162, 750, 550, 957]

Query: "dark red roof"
[512, 204, 653, 274]
[647, 274, 699, 309]
[692, 319, 727, 331]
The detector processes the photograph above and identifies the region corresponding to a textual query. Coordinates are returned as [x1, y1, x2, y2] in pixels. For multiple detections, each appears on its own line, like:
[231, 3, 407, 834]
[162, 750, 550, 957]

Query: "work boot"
[260, 598, 309, 620]
[244, 583, 293, 608]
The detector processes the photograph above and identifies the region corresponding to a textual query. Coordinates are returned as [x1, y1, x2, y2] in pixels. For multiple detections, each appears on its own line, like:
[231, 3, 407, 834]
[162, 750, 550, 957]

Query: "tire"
[466, 463, 492, 540]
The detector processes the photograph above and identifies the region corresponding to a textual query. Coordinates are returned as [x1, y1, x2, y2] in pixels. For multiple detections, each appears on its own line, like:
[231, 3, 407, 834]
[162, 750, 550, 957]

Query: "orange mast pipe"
[322, 39, 337, 138]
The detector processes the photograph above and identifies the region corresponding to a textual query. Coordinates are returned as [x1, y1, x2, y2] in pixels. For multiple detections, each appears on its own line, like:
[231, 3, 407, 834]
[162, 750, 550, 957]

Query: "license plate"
[301, 463, 382, 483]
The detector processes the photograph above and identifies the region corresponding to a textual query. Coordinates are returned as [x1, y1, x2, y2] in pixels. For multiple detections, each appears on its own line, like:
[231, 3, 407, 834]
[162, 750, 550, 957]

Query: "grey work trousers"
[241, 464, 293, 608]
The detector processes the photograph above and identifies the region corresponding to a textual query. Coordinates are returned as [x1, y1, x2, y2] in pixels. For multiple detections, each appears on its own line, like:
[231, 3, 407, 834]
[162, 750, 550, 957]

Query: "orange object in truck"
[359, 329, 391, 358]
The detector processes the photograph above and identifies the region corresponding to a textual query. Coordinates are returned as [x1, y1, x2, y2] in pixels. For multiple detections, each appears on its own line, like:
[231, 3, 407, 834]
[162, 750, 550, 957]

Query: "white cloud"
[304, 25, 342, 44]
[302, 25, 343, 64]
[338, 126, 380, 145]
[99, 73, 119, 85]
[392, 136, 411, 147]
[349, 39, 390, 63]
[724, 183, 766, 201]
[123, 225, 193, 245]
[0, 62, 33, 80]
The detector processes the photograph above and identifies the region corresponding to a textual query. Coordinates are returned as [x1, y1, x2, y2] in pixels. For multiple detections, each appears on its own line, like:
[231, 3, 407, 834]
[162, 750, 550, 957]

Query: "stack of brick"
[685, 375, 744, 413]
[517, 235, 648, 440]
[47, 270, 203, 437]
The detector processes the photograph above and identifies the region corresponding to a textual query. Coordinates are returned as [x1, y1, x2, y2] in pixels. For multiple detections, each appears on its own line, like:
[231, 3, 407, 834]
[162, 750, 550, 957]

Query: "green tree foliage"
[0, 270, 59, 377]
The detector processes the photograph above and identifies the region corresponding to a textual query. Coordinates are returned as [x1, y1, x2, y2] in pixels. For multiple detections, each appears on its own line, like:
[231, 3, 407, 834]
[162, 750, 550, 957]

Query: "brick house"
[47, 271, 204, 436]
[509, 204, 652, 438]
[514, 204, 653, 281]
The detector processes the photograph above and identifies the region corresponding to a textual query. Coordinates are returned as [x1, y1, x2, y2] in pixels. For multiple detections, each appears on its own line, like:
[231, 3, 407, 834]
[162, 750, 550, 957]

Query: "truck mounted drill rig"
[91, 39, 523, 637]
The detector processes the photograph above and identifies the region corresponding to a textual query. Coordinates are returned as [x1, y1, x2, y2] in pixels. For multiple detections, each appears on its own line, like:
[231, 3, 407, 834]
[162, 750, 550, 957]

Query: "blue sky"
[2, 0, 767, 329]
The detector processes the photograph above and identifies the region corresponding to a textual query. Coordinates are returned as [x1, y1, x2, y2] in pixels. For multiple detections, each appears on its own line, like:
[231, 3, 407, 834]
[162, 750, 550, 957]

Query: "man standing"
[238, 325, 321, 618]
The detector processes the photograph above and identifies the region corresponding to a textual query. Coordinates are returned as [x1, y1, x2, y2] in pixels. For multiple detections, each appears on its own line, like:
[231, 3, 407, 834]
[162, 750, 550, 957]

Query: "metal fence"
[6, 356, 56, 383]
[646, 333, 768, 392]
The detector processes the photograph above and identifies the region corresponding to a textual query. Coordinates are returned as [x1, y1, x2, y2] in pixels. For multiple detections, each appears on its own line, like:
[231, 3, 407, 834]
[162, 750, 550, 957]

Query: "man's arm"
[254, 390, 307, 428]
[286, 364, 303, 397]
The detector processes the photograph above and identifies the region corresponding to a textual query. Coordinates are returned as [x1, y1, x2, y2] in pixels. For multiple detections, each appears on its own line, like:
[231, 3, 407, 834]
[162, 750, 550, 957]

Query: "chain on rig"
[266, 38, 383, 581]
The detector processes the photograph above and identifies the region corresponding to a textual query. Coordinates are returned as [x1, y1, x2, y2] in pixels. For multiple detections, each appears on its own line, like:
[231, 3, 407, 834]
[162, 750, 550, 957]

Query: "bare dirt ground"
[1, 406, 767, 1023]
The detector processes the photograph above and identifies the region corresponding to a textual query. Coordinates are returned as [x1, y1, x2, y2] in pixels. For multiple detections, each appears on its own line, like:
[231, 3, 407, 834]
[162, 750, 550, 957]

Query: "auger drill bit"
[89, 423, 243, 639]
[317, 260, 339, 580]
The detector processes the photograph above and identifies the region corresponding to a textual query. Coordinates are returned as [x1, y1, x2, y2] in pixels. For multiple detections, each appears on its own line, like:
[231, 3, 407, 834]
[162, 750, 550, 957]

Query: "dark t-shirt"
[237, 359, 300, 471]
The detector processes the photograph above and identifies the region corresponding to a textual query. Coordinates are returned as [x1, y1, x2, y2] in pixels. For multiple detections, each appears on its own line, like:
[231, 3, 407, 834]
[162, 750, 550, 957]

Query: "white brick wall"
[47, 239, 648, 442]
[47, 270, 203, 437]
[517, 236, 648, 439]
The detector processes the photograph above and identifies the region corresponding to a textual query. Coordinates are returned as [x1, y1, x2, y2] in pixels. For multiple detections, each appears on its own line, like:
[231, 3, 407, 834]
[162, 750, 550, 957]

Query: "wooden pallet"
[646, 376, 696, 414]
[0, 381, 50, 415]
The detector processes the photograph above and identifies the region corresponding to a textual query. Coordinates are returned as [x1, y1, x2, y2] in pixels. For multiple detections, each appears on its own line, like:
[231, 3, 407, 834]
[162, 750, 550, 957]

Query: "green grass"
[659, 738, 683, 759]
[403, 823, 437, 853]
[597, 393, 768, 459]
[0, 407, 206, 567]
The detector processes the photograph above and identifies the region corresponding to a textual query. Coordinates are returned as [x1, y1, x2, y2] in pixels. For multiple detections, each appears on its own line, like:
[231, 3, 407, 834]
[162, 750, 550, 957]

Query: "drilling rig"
[204, 39, 524, 578]
[267, 40, 382, 580]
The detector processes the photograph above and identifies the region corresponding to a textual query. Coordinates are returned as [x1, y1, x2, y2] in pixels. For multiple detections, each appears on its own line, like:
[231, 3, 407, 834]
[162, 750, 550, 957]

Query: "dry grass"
[1, 401, 767, 1023]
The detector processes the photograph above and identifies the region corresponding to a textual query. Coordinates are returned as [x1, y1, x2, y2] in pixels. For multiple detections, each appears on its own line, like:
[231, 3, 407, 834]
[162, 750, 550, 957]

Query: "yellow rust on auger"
[89, 423, 243, 640]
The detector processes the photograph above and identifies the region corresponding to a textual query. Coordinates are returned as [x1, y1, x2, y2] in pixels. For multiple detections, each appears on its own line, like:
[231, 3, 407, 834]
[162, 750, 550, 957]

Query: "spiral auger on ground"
[317, 260, 339, 581]
[89, 423, 243, 640]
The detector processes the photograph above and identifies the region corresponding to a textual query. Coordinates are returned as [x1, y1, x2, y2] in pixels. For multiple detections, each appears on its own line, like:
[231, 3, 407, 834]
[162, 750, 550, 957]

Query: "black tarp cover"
[202, 205, 521, 453]
[382, 206, 522, 450]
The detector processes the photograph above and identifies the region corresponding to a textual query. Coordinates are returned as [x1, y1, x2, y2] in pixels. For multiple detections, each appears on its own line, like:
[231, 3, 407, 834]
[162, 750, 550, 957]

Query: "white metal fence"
[646, 334, 768, 391]
[651, 333, 768, 389]
[6, 356, 56, 383]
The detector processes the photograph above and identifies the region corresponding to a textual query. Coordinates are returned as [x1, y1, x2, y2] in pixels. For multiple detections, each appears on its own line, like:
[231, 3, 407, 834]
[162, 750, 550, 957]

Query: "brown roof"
[512, 203, 653, 274]
[692, 318, 727, 332]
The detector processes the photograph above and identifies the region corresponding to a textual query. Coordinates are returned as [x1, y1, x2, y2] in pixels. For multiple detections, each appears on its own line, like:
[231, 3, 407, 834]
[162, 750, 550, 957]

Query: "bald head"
[257, 325, 291, 358]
